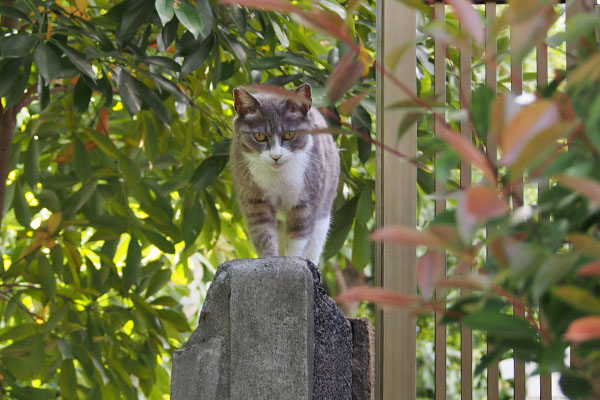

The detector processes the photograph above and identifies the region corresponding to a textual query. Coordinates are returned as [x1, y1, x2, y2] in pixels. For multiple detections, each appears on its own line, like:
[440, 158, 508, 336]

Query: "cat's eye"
[283, 131, 296, 140]
[253, 132, 267, 142]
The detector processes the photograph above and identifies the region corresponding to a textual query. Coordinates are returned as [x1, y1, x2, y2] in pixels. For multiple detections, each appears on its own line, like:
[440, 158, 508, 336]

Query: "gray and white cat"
[230, 83, 340, 264]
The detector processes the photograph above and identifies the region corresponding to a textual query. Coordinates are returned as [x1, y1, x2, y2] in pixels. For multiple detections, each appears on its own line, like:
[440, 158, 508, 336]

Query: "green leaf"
[181, 191, 205, 247]
[159, 18, 179, 51]
[4, 357, 35, 380]
[140, 228, 175, 254]
[196, 0, 213, 38]
[175, 0, 204, 39]
[72, 137, 92, 182]
[53, 41, 95, 80]
[119, 0, 151, 45]
[190, 156, 228, 192]
[147, 72, 189, 103]
[1, 33, 39, 58]
[3, 55, 32, 108]
[271, 16, 289, 48]
[352, 222, 371, 270]
[38, 254, 56, 299]
[124, 235, 142, 291]
[59, 359, 77, 399]
[134, 79, 171, 125]
[0, 6, 31, 22]
[73, 76, 92, 113]
[155, 0, 174, 26]
[24, 137, 40, 187]
[471, 85, 494, 142]
[553, 286, 600, 314]
[356, 186, 373, 225]
[181, 35, 213, 76]
[145, 268, 172, 298]
[33, 42, 61, 81]
[12, 180, 31, 227]
[352, 105, 372, 164]
[323, 195, 359, 260]
[461, 311, 537, 339]
[29, 336, 46, 375]
[559, 370, 593, 399]
[156, 308, 191, 331]
[37, 75, 49, 111]
[119, 70, 142, 115]
[65, 180, 97, 218]
[139, 56, 181, 72]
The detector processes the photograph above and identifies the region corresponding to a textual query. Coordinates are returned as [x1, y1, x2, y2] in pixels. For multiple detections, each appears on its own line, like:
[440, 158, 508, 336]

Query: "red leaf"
[96, 108, 109, 135]
[326, 52, 365, 104]
[446, 0, 484, 46]
[577, 261, 600, 277]
[336, 285, 421, 308]
[465, 185, 509, 220]
[218, 0, 301, 13]
[438, 125, 496, 183]
[338, 91, 369, 116]
[556, 175, 600, 206]
[294, 9, 353, 45]
[565, 316, 600, 343]
[457, 185, 508, 242]
[417, 251, 445, 299]
[499, 100, 560, 166]
[370, 225, 447, 248]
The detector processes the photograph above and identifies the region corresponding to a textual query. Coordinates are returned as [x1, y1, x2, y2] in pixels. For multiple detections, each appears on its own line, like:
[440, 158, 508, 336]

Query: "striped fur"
[230, 84, 340, 264]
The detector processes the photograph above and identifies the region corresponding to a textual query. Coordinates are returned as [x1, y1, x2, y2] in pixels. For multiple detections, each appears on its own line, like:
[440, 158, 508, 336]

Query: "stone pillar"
[171, 257, 373, 400]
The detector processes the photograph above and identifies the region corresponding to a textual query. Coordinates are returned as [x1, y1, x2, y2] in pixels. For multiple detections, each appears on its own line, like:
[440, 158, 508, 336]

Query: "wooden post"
[375, 1, 417, 399]
[434, 3, 447, 400]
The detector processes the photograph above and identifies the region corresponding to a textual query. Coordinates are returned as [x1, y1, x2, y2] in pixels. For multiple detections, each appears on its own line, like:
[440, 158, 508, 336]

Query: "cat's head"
[232, 84, 324, 169]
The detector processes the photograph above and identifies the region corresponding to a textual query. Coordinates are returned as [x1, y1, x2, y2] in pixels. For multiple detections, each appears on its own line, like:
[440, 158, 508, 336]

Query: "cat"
[230, 83, 340, 265]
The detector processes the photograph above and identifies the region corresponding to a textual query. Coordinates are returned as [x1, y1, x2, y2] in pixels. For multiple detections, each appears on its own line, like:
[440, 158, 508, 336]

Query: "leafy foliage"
[337, 1, 600, 398]
[0, 0, 376, 397]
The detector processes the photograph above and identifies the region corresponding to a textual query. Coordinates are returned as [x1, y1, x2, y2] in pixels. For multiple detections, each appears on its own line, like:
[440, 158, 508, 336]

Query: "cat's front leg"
[285, 202, 314, 258]
[243, 198, 278, 257]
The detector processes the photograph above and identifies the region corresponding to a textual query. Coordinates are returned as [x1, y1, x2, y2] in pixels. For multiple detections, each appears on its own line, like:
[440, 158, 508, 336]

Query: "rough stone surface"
[171, 257, 314, 400]
[307, 261, 353, 400]
[348, 318, 375, 400]
[171, 257, 357, 400]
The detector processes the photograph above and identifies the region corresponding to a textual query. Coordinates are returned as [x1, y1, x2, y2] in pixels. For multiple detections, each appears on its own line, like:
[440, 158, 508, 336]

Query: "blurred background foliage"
[0, 0, 377, 397]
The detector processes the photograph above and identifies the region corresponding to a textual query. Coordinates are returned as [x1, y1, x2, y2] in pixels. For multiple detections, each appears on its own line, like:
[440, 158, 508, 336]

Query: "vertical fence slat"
[460, 23, 473, 400]
[510, 20, 527, 400]
[537, 38, 552, 400]
[485, 3, 499, 400]
[375, 1, 417, 399]
[434, 3, 447, 400]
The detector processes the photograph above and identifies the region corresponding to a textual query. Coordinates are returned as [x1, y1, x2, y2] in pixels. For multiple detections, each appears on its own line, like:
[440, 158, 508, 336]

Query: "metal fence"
[375, 1, 597, 399]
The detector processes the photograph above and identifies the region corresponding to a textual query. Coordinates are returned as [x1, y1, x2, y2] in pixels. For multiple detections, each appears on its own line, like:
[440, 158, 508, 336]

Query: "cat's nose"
[270, 154, 281, 161]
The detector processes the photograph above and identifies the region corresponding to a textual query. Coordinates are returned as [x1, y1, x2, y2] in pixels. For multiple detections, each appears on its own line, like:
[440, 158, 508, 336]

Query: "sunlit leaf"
[155, 0, 174, 26]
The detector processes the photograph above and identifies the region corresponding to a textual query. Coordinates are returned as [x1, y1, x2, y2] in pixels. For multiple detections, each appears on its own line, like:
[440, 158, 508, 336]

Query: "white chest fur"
[244, 138, 312, 211]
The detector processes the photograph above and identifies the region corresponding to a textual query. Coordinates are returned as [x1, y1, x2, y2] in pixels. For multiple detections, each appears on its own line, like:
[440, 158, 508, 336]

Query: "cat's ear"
[286, 83, 312, 116]
[234, 87, 261, 119]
